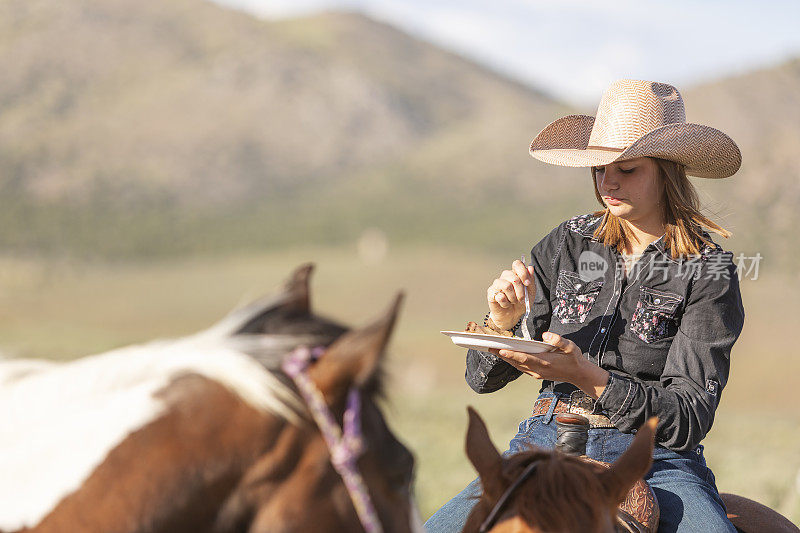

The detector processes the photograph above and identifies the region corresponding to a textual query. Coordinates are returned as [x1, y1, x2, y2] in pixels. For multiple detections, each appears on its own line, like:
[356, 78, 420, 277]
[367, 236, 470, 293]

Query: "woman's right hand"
[487, 260, 536, 330]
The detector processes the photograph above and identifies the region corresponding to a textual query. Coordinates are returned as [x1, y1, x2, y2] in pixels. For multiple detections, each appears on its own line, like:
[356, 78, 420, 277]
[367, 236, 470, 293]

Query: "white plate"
[440, 331, 557, 354]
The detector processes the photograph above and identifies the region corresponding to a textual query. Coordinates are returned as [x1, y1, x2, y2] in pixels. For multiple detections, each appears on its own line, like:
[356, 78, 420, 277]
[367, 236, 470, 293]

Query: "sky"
[212, 0, 800, 107]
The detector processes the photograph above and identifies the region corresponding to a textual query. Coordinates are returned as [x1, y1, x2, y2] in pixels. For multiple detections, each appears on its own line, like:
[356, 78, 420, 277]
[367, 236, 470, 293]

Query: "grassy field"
[1, 245, 798, 524]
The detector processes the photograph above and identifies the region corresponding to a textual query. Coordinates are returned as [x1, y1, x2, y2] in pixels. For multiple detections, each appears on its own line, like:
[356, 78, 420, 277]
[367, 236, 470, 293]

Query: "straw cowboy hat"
[529, 79, 741, 178]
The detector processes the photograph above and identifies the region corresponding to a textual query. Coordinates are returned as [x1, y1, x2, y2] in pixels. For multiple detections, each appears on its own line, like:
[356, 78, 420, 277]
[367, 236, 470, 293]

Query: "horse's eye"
[387, 463, 413, 494]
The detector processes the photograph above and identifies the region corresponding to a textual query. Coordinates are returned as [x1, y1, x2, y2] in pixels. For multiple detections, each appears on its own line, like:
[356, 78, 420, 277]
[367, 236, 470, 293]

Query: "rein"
[282, 346, 383, 533]
[479, 460, 539, 533]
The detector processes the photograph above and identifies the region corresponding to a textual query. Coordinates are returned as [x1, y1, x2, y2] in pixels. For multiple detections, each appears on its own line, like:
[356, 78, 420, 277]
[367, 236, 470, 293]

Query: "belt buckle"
[567, 391, 614, 428]
[568, 391, 596, 416]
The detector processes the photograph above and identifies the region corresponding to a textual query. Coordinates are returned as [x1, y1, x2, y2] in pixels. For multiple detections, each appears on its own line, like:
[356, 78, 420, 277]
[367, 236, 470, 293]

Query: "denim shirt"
[465, 213, 746, 452]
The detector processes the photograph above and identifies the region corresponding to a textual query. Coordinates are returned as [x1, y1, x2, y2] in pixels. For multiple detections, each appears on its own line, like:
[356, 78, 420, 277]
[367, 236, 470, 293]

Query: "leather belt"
[532, 391, 615, 428]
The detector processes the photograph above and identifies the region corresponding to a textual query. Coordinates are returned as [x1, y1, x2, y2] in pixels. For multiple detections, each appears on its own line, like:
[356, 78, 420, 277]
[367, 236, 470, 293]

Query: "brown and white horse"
[461, 408, 799, 533]
[0, 264, 423, 533]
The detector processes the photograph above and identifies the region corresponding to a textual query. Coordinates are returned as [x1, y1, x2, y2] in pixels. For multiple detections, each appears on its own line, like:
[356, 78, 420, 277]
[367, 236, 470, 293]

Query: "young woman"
[425, 79, 745, 532]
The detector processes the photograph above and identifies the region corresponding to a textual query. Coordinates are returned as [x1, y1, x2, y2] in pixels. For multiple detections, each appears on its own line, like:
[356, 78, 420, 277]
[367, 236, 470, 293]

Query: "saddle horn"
[555, 413, 590, 456]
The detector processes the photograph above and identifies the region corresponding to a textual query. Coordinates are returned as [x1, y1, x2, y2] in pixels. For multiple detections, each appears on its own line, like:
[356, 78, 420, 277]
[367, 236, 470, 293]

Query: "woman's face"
[594, 157, 664, 226]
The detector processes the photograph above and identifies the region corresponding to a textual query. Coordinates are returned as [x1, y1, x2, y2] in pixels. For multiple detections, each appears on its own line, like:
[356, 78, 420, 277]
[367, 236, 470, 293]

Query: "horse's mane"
[204, 287, 387, 402]
[468, 448, 614, 532]
[0, 286, 354, 430]
[2, 256, 391, 440]
[180, 289, 356, 422]
[200, 290, 347, 362]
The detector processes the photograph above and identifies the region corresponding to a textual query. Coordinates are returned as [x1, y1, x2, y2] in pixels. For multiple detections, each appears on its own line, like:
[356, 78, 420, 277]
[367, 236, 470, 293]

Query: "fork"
[520, 255, 532, 340]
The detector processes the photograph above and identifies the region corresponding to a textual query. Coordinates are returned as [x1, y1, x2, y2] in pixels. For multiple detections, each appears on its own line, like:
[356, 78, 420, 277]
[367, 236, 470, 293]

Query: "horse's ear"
[280, 262, 313, 314]
[465, 406, 505, 500]
[310, 292, 403, 399]
[599, 417, 658, 504]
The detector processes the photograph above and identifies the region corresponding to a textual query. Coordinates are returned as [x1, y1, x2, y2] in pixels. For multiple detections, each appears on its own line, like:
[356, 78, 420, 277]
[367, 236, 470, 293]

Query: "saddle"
[578, 455, 659, 533]
[556, 414, 659, 533]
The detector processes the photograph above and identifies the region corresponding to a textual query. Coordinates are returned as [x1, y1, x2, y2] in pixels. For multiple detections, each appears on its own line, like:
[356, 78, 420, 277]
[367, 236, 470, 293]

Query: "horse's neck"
[0, 341, 303, 533]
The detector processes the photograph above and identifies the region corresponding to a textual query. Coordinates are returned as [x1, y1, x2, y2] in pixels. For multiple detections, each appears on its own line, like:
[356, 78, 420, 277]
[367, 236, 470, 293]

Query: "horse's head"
[462, 407, 657, 533]
[213, 266, 421, 533]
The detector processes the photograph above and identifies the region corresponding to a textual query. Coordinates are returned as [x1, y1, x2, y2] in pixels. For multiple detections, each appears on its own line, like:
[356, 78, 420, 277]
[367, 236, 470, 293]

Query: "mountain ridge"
[0, 0, 796, 270]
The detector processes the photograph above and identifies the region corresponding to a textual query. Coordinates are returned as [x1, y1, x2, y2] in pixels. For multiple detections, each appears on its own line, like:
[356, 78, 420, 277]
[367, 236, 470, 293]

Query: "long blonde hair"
[590, 158, 731, 259]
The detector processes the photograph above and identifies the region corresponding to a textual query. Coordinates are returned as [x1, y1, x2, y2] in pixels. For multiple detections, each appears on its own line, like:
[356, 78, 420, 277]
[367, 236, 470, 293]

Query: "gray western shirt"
[465, 213, 745, 452]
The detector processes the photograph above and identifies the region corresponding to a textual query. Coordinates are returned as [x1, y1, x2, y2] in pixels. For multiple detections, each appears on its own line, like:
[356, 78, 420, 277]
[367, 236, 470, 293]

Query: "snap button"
[654, 298, 661, 304]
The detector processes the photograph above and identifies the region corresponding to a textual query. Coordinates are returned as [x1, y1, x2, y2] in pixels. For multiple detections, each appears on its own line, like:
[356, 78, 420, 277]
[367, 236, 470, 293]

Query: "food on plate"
[464, 320, 514, 337]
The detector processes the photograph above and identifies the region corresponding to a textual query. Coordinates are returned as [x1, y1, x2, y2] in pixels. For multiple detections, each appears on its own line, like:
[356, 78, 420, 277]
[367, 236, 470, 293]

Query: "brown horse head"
[4, 264, 421, 533]
[216, 292, 421, 533]
[462, 407, 657, 533]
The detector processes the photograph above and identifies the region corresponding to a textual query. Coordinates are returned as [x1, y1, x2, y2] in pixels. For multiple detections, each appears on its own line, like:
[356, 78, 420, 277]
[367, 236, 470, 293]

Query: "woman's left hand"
[488, 332, 583, 381]
[487, 332, 610, 398]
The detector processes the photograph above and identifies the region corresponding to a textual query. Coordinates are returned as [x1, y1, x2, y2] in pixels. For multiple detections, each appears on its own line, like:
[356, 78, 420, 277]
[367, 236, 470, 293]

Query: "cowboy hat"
[529, 79, 741, 179]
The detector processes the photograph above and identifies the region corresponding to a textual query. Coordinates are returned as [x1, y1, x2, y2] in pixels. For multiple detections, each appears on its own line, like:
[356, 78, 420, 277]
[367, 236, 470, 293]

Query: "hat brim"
[529, 115, 741, 179]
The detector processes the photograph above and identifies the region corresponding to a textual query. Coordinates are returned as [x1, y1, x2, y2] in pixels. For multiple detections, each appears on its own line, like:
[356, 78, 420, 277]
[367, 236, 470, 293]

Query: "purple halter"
[282, 345, 383, 533]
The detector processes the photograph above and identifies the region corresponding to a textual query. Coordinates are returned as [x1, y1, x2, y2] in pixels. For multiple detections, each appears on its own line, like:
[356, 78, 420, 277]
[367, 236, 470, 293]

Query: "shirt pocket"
[552, 270, 604, 324]
[629, 286, 684, 343]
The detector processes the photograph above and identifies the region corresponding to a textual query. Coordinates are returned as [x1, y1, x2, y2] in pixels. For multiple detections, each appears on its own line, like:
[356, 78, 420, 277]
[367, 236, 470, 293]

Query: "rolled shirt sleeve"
[596, 251, 745, 451]
[465, 222, 564, 393]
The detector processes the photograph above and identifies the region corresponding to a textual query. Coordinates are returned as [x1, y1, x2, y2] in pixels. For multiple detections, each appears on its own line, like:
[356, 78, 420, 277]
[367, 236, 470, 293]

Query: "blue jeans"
[424, 392, 735, 533]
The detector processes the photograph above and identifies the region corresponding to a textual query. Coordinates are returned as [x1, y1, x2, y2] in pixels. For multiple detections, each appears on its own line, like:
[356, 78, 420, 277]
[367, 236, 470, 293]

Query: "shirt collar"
[650, 229, 716, 259]
[648, 233, 667, 254]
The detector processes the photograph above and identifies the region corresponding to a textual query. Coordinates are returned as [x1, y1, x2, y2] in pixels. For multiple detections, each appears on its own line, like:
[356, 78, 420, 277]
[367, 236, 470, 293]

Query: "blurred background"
[2, 0, 799, 523]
